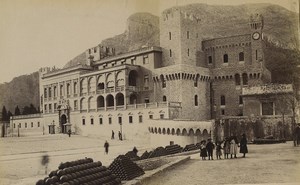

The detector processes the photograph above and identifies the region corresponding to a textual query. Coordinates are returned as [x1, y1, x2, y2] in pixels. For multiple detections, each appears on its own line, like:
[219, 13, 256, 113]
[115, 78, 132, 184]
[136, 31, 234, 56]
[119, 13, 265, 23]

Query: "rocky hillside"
[0, 72, 39, 114]
[0, 3, 299, 112]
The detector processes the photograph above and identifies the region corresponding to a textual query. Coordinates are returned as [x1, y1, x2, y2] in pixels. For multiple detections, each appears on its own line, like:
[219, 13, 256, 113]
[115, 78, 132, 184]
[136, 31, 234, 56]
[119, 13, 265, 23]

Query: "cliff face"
[0, 72, 39, 113]
[1, 3, 299, 112]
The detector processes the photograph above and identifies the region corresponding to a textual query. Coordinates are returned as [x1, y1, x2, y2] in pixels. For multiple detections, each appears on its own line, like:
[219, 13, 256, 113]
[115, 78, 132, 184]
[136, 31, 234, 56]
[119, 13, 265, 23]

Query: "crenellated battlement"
[249, 13, 264, 30]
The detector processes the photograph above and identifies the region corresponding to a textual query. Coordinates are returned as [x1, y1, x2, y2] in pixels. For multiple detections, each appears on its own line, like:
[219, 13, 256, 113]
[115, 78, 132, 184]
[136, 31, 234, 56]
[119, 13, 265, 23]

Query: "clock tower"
[249, 14, 264, 66]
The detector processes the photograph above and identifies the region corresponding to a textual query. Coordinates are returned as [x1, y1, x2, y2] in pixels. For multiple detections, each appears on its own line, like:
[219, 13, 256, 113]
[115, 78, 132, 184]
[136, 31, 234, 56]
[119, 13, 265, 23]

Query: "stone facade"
[10, 11, 294, 145]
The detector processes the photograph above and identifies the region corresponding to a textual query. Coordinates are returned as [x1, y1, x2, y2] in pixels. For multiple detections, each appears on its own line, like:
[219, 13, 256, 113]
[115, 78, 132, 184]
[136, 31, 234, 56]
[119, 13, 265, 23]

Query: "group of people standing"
[200, 134, 248, 160]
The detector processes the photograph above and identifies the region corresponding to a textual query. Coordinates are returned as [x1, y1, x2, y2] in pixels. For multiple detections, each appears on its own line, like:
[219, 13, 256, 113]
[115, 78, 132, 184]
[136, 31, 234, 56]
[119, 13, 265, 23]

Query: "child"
[200, 140, 207, 160]
[216, 141, 223, 160]
[223, 138, 230, 159]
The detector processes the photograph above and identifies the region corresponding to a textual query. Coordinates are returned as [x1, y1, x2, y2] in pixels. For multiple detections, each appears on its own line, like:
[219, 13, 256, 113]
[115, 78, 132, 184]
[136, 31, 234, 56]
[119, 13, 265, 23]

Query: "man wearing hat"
[206, 138, 215, 160]
[240, 133, 248, 157]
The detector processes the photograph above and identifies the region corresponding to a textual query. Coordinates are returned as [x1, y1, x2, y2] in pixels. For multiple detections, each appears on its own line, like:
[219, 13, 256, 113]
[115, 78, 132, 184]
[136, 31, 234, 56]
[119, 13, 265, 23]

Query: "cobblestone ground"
[0, 134, 151, 185]
[1, 135, 300, 185]
[146, 142, 300, 185]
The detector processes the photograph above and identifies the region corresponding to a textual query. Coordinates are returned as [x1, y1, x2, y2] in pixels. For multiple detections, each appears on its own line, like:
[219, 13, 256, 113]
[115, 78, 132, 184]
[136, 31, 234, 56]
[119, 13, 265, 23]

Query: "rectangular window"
[131, 58, 135, 65]
[38, 122, 40, 127]
[187, 48, 190, 56]
[44, 104, 47, 113]
[144, 98, 150, 103]
[169, 32, 171, 40]
[49, 104, 52, 113]
[109, 117, 112, 124]
[139, 115, 143, 123]
[194, 81, 197, 87]
[256, 50, 258, 60]
[262, 102, 274, 115]
[208, 56, 212, 64]
[19, 123, 21, 128]
[82, 119, 85, 125]
[160, 114, 164, 119]
[221, 109, 225, 115]
[169, 49, 172, 57]
[129, 116, 133, 123]
[239, 96, 243, 105]
[74, 100, 78, 110]
[187, 31, 189, 39]
[149, 115, 153, 119]
[31, 122, 33, 127]
[14, 123, 15, 128]
[118, 117, 122, 124]
[54, 103, 57, 111]
[99, 118, 103, 125]
[91, 118, 94, 125]
[144, 75, 149, 89]
[25, 123, 27, 128]
[143, 56, 149, 64]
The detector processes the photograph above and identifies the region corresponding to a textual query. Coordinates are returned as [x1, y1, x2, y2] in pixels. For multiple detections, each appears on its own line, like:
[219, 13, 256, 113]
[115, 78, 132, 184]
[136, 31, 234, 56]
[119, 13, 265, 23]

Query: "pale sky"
[0, 0, 298, 84]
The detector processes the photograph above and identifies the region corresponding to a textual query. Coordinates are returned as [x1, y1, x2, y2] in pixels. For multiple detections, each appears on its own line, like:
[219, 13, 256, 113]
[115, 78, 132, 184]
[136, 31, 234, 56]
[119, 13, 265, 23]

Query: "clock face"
[252, 32, 260, 40]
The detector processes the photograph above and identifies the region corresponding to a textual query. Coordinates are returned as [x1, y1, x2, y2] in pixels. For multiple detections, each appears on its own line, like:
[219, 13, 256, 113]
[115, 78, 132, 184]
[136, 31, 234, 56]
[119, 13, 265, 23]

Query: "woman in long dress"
[230, 136, 238, 158]
[240, 134, 248, 157]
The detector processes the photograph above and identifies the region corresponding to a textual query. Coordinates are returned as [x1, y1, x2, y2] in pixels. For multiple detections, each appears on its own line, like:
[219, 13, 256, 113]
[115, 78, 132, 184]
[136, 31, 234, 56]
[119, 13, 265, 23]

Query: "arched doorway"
[61, 114, 67, 133]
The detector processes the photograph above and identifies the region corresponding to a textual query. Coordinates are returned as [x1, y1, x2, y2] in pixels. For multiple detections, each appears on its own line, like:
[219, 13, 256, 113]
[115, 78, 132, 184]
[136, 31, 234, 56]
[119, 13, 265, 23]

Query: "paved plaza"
[0, 135, 300, 185]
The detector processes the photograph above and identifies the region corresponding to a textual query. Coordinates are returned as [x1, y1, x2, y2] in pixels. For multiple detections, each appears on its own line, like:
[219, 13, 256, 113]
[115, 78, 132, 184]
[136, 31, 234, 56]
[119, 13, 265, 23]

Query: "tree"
[29, 104, 38, 114]
[22, 106, 30, 115]
[1, 106, 8, 121]
[7, 111, 13, 121]
[15, 106, 21, 116]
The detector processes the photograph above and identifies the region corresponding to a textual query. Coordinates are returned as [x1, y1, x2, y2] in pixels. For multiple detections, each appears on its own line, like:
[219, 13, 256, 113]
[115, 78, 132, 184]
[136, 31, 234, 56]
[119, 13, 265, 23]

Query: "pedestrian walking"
[111, 130, 115, 139]
[206, 138, 214, 160]
[223, 137, 230, 159]
[200, 140, 207, 160]
[104, 140, 109, 154]
[216, 141, 222, 159]
[230, 136, 238, 158]
[240, 134, 248, 157]
[67, 130, 71, 137]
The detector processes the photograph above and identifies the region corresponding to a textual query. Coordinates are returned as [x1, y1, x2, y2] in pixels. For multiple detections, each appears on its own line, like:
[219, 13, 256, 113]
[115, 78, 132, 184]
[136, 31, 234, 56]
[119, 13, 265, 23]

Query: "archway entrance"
[61, 114, 67, 133]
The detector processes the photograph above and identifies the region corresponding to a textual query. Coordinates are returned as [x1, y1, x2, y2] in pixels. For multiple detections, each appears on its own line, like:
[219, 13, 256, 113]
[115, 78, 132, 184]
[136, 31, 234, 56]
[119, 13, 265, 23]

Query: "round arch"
[182, 128, 188, 136]
[116, 93, 124, 106]
[106, 94, 114, 107]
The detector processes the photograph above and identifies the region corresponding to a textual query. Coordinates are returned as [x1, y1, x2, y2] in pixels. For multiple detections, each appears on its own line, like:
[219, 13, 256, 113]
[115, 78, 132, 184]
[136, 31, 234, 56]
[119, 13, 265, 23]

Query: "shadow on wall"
[215, 118, 293, 142]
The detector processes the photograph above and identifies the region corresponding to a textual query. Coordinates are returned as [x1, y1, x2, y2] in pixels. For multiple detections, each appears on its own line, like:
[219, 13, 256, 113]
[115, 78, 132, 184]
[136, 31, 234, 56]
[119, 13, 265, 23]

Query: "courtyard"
[0, 134, 299, 185]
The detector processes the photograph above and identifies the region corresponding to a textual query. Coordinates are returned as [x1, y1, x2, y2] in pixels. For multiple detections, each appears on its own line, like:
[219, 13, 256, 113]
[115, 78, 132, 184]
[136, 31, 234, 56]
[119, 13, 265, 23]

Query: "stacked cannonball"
[165, 144, 182, 155]
[108, 155, 145, 181]
[182, 144, 198, 152]
[195, 142, 202, 149]
[36, 158, 121, 185]
[124, 151, 140, 161]
[140, 150, 150, 160]
[148, 147, 168, 158]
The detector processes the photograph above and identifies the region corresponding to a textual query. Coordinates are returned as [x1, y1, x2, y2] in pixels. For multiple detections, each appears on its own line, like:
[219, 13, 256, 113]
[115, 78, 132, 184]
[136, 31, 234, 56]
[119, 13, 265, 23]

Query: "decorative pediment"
[128, 112, 133, 115]
[82, 116, 86, 119]
[108, 114, 112, 117]
[138, 112, 143, 115]
[117, 113, 123, 116]
[159, 110, 165, 114]
[98, 114, 103, 118]
[148, 111, 154, 114]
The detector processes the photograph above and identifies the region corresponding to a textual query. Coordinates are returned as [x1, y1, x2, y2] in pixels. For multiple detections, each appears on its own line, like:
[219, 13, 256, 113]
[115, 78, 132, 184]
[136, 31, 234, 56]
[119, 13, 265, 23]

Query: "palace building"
[10, 9, 296, 146]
